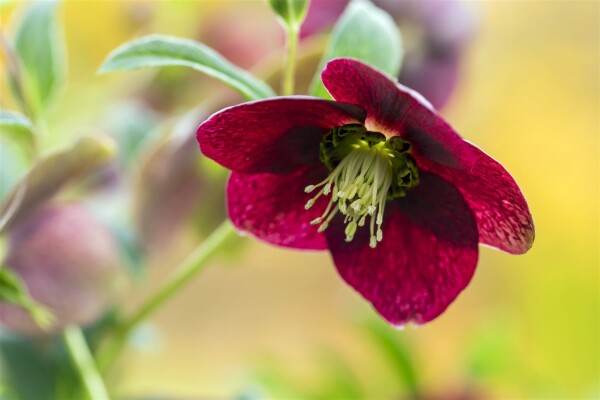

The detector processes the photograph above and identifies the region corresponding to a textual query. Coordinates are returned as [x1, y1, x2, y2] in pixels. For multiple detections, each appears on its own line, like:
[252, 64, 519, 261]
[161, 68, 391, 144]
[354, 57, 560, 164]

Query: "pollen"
[304, 124, 419, 248]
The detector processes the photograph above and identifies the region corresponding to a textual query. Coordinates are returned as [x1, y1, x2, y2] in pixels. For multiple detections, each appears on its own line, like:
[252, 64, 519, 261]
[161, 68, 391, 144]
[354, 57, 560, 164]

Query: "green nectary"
[305, 124, 420, 248]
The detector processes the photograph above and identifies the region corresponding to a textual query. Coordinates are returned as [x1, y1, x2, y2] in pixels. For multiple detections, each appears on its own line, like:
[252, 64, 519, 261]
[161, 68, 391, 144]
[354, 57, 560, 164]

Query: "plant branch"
[97, 220, 238, 373]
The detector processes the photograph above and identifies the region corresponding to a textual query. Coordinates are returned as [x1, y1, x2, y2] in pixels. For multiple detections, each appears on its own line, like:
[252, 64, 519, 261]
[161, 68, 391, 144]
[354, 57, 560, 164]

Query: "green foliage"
[248, 347, 364, 399]
[99, 35, 276, 101]
[0, 138, 29, 206]
[0, 267, 54, 330]
[13, 0, 67, 115]
[315, 349, 364, 399]
[103, 102, 159, 167]
[0, 135, 116, 232]
[268, 0, 310, 30]
[0, 334, 62, 400]
[466, 320, 517, 380]
[0, 311, 117, 400]
[363, 319, 420, 396]
[0, 110, 35, 157]
[0, 332, 86, 400]
[110, 221, 145, 279]
[310, 0, 403, 99]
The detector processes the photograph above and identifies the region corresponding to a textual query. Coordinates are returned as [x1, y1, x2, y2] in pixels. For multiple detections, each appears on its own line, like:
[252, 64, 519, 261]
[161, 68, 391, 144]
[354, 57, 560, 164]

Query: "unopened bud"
[0, 205, 124, 336]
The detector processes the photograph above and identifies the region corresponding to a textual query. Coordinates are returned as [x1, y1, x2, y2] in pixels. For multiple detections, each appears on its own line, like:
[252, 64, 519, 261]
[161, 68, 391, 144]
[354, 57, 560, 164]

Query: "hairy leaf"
[310, 0, 403, 99]
[99, 35, 275, 100]
[14, 0, 67, 113]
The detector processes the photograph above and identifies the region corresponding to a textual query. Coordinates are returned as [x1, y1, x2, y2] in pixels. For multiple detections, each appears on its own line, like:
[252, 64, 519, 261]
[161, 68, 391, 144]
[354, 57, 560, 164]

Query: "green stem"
[97, 220, 238, 373]
[282, 24, 299, 96]
[31, 115, 48, 160]
[63, 326, 110, 400]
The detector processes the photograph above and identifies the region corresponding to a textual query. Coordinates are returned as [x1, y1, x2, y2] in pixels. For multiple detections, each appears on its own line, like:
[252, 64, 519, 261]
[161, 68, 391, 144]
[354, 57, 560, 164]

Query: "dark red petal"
[197, 97, 366, 174]
[419, 144, 535, 254]
[326, 172, 479, 326]
[321, 58, 474, 169]
[227, 165, 331, 250]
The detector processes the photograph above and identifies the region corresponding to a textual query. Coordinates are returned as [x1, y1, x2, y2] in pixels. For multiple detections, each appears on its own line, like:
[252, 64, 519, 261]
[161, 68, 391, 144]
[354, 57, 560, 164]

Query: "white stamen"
[345, 221, 357, 241]
[370, 237, 377, 248]
[304, 142, 395, 248]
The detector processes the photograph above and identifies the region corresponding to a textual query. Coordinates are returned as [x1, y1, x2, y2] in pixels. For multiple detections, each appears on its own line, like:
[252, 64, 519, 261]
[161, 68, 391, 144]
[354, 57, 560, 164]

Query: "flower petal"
[325, 172, 479, 326]
[322, 58, 534, 254]
[419, 143, 535, 254]
[227, 165, 331, 250]
[197, 96, 366, 174]
[321, 58, 475, 169]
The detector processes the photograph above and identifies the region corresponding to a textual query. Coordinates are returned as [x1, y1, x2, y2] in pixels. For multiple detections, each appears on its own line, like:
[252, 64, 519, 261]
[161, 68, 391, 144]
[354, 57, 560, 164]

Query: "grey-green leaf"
[0, 109, 35, 155]
[310, 0, 403, 99]
[99, 34, 276, 101]
[268, 0, 310, 29]
[0, 135, 116, 232]
[14, 0, 67, 113]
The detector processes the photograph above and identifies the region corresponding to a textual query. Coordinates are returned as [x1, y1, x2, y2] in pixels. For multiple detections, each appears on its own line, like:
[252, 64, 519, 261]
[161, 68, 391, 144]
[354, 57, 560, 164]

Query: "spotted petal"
[321, 58, 475, 169]
[322, 58, 533, 254]
[325, 173, 479, 326]
[227, 165, 331, 250]
[198, 97, 366, 174]
[418, 144, 535, 254]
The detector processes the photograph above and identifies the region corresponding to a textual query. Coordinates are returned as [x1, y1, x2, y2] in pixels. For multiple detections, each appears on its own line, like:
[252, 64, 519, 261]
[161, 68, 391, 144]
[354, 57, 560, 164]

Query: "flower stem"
[282, 24, 299, 96]
[97, 220, 238, 373]
[63, 325, 110, 400]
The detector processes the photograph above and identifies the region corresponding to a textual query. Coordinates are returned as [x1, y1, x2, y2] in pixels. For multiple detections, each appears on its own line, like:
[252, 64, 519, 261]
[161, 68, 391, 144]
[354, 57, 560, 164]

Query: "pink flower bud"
[0, 204, 124, 335]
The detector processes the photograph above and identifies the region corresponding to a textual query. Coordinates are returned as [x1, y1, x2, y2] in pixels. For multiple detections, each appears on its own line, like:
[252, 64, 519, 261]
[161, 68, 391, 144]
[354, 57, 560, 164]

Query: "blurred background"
[0, 0, 598, 399]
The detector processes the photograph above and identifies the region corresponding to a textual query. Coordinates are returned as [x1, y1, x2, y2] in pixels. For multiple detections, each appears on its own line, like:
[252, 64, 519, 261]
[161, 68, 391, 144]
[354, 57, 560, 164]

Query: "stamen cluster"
[304, 125, 419, 248]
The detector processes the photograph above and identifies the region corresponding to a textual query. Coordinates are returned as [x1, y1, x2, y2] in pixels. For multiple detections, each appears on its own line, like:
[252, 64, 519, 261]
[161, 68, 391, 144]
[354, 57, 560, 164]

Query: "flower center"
[304, 124, 419, 248]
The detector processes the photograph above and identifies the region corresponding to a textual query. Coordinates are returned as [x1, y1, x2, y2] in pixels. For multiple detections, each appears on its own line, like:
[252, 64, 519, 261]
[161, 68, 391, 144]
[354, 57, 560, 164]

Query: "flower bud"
[0, 204, 123, 335]
[135, 104, 230, 253]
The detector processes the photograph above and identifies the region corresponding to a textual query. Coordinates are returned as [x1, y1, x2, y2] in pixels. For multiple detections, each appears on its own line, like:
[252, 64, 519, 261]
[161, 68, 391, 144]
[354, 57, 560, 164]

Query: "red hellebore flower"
[197, 58, 534, 326]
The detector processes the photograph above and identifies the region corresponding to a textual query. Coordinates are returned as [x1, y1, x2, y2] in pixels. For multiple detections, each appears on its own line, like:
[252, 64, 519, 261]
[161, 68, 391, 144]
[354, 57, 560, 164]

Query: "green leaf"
[0, 109, 35, 157]
[0, 267, 54, 330]
[14, 0, 67, 114]
[0, 135, 117, 232]
[99, 34, 276, 101]
[310, 0, 403, 99]
[268, 0, 310, 30]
